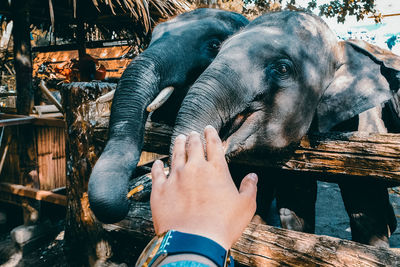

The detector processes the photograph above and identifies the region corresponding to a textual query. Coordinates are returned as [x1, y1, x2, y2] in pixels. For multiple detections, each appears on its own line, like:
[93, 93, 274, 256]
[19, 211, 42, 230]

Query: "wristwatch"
[136, 230, 234, 267]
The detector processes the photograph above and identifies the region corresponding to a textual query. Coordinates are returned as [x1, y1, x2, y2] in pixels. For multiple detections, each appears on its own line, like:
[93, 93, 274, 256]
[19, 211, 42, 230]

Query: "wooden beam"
[0, 114, 65, 128]
[0, 115, 35, 127]
[38, 80, 63, 112]
[33, 117, 65, 128]
[94, 121, 400, 184]
[88, 89, 400, 185]
[104, 200, 400, 267]
[0, 183, 66, 206]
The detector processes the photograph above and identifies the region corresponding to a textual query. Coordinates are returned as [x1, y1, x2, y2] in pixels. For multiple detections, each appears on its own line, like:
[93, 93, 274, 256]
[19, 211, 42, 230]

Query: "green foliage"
[243, 0, 376, 22]
[318, 0, 376, 23]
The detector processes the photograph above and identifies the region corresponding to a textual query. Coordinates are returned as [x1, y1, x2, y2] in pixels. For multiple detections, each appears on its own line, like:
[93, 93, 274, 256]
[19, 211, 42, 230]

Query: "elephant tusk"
[96, 89, 115, 103]
[146, 86, 174, 112]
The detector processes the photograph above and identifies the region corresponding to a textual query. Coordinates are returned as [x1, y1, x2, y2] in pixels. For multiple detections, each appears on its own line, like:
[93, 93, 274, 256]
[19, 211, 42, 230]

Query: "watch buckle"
[223, 249, 232, 267]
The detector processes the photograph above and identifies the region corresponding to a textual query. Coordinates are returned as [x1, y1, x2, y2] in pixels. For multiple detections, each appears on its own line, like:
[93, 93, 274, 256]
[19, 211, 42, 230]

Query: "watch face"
[135, 235, 164, 267]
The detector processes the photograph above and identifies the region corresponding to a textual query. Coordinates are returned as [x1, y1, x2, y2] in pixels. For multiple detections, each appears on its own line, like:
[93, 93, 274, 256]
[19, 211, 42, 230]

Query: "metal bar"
[31, 39, 130, 53]
[0, 116, 35, 127]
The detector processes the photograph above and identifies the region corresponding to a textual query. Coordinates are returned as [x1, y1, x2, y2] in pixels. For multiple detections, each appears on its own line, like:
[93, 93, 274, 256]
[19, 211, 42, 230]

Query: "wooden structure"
[0, 114, 67, 208]
[61, 81, 400, 266]
[33, 45, 134, 80]
[0, 0, 187, 228]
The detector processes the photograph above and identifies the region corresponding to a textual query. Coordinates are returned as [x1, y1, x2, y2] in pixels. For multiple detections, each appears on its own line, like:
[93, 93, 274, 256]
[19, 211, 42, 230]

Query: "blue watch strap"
[152, 230, 234, 267]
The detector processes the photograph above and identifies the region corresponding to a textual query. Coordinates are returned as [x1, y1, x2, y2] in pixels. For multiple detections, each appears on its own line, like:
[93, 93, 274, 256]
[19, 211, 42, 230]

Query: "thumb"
[239, 173, 258, 201]
[151, 160, 167, 188]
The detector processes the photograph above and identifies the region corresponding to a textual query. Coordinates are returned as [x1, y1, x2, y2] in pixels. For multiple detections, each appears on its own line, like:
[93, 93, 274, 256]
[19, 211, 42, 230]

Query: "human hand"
[150, 125, 258, 250]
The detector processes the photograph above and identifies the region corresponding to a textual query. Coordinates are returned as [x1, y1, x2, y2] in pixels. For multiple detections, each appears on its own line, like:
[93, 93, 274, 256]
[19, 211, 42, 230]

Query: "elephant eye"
[277, 64, 288, 74]
[271, 59, 294, 79]
[208, 39, 222, 51]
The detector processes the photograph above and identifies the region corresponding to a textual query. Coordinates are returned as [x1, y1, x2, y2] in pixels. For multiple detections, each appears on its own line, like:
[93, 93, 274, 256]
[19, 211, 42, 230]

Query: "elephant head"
[172, 11, 400, 161]
[88, 8, 248, 223]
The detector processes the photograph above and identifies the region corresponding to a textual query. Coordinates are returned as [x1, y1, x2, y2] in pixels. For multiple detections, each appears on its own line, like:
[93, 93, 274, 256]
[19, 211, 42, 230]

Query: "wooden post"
[62, 82, 143, 265]
[12, 0, 33, 115]
[76, 19, 86, 60]
[11, 0, 40, 225]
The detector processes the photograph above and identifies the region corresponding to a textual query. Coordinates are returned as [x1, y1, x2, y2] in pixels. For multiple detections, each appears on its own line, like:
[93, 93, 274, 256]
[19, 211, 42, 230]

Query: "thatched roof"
[0, 0, 190, 39]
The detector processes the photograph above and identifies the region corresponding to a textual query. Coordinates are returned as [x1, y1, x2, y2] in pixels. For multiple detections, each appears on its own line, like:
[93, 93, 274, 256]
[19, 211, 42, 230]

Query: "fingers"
[171, 134, 187, 171]
[204, 125, 225, 164]
[151, 160, 167, 187]
[186, 131, 205, 162]
[239, 173, 258, 206]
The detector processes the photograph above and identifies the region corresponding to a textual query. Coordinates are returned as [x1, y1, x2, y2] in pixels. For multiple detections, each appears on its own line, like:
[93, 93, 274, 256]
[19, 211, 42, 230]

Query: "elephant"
[170, 11, 400, 246]
[88, 8, 248, 223]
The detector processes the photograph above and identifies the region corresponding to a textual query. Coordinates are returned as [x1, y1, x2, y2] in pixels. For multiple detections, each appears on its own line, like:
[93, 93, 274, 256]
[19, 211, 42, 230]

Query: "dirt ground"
[0, 181, 400, 266]
[315, 181, 400, 248]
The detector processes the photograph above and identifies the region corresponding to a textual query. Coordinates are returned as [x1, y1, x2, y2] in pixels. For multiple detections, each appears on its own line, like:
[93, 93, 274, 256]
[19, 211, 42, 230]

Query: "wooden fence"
[62, 81, 400, 266]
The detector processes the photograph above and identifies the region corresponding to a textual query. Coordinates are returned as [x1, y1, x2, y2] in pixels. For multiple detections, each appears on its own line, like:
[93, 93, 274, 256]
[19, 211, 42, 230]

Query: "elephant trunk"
[171, 63, 242, 154]
[88, 54, 162, 223]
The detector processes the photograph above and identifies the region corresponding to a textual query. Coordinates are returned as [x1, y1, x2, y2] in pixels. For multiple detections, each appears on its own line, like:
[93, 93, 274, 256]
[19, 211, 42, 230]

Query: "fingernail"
[190, 130, 199, 136]
[154, 160, 163, 167]
[176, 134, 186, 140]
[205, 125, 214, 130]
[248, 173, 258, 184]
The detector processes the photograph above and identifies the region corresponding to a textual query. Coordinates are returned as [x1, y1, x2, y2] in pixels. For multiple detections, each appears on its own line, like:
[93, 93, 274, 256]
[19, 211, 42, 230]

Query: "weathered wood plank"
[233, 222, 400, 267]
[89, 86, 400, 184]
[94, 120, 400, 184]
[0, 182, 67, 206]
[104, 200, 400, 267]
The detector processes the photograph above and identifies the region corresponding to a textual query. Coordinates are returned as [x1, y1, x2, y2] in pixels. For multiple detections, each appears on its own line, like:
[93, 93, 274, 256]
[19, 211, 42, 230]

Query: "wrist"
[136, 230, 233, 267]
[173, 228, 231, 251]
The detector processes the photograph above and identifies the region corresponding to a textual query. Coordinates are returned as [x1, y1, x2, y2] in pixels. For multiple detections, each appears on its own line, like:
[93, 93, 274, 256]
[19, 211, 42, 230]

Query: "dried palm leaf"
[93, 0, 189, 26]
[48, 0, 54, 32]
[92, 0, 101, 12]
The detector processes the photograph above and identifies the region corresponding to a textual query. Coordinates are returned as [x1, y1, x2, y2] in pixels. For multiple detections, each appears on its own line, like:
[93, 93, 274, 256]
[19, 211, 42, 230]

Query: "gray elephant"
[171, 11, 400, 246]
[88, 8, 248, 223]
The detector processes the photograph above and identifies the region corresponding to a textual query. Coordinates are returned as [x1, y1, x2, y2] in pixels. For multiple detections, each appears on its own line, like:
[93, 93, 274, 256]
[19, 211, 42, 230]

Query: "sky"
[292, 0, 400, 32]
[291, 0, 400, 51]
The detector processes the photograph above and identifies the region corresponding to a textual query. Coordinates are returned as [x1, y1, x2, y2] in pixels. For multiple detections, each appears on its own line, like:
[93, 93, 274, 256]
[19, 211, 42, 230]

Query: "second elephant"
[171, 11, 400, 246]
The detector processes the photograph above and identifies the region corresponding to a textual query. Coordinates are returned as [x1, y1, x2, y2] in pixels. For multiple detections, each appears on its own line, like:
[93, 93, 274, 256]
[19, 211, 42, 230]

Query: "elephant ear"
[316, 39, 400, 132]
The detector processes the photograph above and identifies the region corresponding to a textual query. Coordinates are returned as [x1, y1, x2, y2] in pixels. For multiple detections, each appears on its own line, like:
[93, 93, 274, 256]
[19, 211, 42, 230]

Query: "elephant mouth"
[221, 110, 263, 159]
